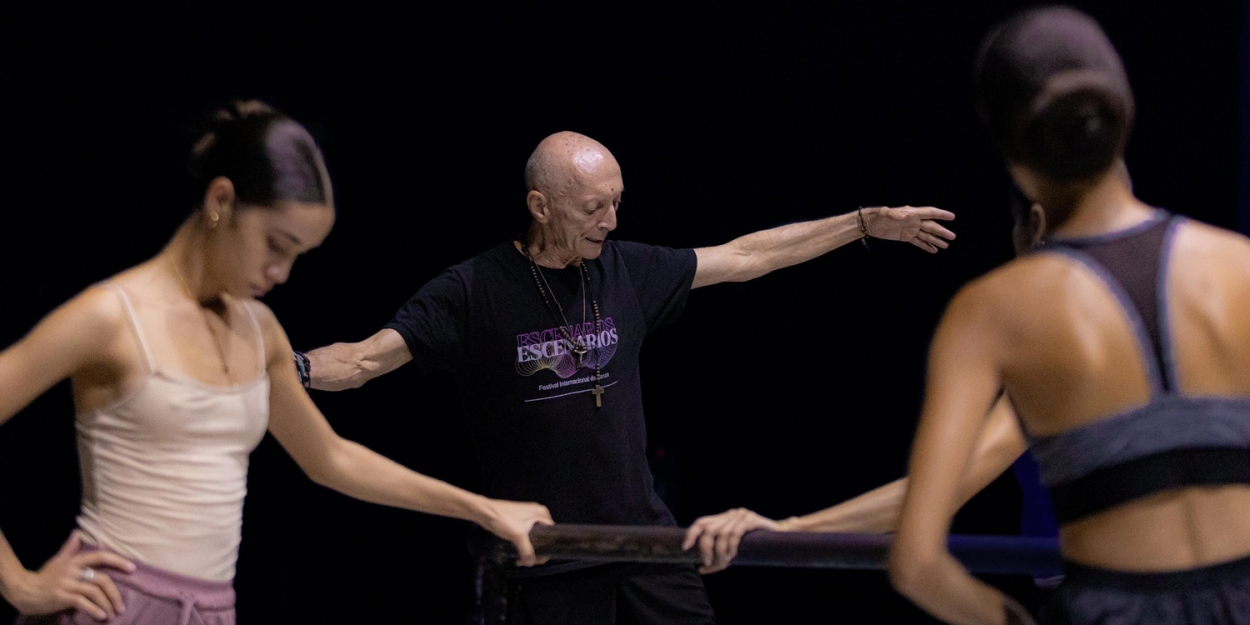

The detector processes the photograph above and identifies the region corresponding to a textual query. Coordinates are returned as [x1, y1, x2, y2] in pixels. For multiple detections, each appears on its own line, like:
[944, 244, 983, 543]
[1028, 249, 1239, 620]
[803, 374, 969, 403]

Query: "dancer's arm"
[784, 395, 1026, 534]
[691, 206, 956, 289]
[0, 287, 138, 620]
[889, 283, 1029, 625]
[0, 288, 123, 427]
[303, 328, 412, 391]
[261, 307, 552, 564]
[682, 395, 1026, 573]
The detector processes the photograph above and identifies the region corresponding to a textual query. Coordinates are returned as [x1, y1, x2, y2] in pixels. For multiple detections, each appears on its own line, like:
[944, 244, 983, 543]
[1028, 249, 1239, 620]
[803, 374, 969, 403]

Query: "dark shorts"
[1043, 554, 1250, 625]
[506, 562, 716, 625]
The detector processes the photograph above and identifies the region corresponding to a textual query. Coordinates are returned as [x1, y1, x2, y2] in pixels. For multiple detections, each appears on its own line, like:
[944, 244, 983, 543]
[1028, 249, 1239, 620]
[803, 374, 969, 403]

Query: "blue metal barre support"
[473, 524, 1063, 624]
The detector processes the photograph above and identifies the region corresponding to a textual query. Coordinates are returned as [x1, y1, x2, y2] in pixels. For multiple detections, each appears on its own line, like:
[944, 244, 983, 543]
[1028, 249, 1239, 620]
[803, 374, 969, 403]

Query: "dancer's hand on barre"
[682, 508, 783, 574]
[481, 500, 555, 567]
[1, 532, 135, 621]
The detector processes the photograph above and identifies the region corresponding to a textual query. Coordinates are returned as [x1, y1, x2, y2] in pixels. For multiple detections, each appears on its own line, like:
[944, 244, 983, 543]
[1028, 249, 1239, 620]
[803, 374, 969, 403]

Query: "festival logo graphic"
[515, 317, 618, 379]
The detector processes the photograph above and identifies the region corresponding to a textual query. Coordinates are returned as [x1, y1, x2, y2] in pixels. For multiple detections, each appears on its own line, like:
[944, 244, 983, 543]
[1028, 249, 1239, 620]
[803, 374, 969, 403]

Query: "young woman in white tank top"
[0, 101, 552, 624]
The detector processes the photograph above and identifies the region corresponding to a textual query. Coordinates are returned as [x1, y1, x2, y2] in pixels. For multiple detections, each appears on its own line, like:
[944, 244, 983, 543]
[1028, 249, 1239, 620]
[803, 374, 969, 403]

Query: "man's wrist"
[864, 206, 886, 238]
[856, 207, 882, 250]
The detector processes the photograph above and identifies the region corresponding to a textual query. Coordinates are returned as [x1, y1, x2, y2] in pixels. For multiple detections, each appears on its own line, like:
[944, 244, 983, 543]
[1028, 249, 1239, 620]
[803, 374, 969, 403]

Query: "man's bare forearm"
[721, 212, 864, 284]
[744, 211, 867, 276]
[694, 206, 954, 288]
[305, 329, 412, 391]
[306, 343, 371, 391]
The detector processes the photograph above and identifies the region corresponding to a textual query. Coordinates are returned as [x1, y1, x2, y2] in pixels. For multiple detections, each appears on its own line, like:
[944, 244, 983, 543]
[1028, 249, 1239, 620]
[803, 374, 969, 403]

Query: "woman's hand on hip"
[4, 532, 134, 621]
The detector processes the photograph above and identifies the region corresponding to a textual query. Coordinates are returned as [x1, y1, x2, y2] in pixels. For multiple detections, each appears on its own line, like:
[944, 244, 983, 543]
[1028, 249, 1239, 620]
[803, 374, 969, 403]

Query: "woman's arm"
[888, 284, 1029, 625]
[787, 395, 1027, 534]
[0, 287, 138, 619]
[259, 307, 552, 564]
[0, 288, 122, 427]
[681, 395, 1028, 573]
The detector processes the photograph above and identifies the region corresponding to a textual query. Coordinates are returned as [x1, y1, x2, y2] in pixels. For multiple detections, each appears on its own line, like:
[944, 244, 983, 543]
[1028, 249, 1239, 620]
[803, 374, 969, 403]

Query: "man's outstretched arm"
[303, 328, 413, 391]
[691, 206, 955, 289]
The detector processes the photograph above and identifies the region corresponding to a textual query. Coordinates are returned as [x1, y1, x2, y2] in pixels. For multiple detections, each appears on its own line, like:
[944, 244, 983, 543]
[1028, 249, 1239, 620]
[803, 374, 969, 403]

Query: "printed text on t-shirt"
[515, 318, 619, 379]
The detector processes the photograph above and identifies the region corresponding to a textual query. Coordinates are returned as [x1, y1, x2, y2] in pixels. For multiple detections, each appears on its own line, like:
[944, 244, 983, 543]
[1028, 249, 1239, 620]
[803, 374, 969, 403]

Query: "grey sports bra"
[1023, 211, 1250, 523]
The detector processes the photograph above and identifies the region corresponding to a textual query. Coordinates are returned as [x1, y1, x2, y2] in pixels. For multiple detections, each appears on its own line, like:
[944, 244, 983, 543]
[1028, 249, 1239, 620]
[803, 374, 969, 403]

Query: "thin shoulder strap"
[100, 282, 156, 374]
[1155, 216, 1186, 391]
[1043, 248, 1166, 397]
[241, 301, 267, 372]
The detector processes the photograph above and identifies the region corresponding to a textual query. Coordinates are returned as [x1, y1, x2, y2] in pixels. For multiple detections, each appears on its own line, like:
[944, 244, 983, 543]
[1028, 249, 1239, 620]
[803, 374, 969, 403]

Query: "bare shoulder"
[239, 297, 281, 329]
[56, 283, 130, 336]
[1169, 221, 1250, 316]
[238, 299, 293, 360]
[1174, 220, 1250, 268]
[10, 283, 132, 373]
[947, 254, 1076, 323]
[30, 259, 175, 354]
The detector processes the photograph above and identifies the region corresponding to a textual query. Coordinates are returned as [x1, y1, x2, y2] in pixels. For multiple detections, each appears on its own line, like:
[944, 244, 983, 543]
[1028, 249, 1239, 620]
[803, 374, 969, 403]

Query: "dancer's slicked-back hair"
[977, 6, 1134, 181]
[188, 100, 332, 209]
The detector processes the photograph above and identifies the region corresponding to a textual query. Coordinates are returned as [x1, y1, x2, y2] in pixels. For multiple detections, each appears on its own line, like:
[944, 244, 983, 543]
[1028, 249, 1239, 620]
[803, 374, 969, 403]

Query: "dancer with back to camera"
[889, 8, 1250, 624]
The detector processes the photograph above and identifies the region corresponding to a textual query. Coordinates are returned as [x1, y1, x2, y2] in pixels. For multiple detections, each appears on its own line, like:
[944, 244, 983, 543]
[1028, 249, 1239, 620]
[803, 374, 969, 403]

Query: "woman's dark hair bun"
[196, 100, 280, 141]
[187, 99, 330, 210]
[1022, 69, 1132, 181]
[977, 6, 1134, 182]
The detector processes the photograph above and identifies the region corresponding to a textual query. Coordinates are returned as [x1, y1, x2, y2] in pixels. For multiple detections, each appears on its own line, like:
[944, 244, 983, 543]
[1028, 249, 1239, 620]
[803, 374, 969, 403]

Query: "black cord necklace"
[520, 241, 606, 408]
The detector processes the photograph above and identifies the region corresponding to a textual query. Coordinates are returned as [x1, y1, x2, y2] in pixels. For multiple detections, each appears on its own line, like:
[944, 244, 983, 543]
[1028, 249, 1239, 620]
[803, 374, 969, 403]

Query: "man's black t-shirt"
[385, 240, 696, 570]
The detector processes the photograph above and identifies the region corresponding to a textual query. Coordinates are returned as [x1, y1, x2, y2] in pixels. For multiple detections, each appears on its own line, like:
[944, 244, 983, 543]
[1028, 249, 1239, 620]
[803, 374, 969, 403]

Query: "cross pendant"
[592, 384, 604, 408]
[572, 346, 588, 369]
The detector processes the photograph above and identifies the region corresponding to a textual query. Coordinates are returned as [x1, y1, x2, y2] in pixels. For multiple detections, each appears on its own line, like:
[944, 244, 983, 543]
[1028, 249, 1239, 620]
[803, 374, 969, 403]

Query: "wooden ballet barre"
[517, 524, 1063, 577]
[474, 525, 1062, 623]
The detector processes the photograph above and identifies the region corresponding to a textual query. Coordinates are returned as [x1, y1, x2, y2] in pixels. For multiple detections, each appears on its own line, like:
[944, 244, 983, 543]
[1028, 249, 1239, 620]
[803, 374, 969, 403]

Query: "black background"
[1, 2, 1244, 623]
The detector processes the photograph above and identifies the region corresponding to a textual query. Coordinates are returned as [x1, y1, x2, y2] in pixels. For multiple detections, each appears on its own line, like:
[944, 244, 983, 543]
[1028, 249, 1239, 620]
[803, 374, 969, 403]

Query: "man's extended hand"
[866, 206, 956, 253]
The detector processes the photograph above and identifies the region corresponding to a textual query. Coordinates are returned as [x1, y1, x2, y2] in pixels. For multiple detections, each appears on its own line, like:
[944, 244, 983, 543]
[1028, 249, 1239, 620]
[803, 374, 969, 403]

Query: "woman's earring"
[208, 211, 220, 229]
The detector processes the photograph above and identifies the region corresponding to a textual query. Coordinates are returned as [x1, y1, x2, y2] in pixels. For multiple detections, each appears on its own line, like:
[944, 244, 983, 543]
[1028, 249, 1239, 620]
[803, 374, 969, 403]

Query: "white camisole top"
[75, 284, 270, 581]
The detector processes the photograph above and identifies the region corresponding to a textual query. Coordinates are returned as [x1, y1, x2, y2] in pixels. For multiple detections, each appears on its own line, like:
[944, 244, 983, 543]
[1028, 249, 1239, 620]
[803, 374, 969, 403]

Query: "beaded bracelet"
[857, 207, 872, 251]
[294, 351, 311, 389]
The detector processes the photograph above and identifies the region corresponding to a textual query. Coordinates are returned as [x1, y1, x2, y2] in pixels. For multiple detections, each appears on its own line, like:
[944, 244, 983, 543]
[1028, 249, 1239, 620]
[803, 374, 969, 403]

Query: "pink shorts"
[15, 548, 235, 625]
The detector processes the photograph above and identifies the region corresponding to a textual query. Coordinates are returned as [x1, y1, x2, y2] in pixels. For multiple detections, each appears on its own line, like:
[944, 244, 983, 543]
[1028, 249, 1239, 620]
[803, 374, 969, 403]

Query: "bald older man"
[299, 132, 955, 624]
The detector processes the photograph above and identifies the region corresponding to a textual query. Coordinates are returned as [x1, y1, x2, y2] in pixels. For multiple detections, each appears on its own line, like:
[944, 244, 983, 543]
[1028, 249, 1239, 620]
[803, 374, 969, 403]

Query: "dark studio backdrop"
[1, 2, 1245, 623]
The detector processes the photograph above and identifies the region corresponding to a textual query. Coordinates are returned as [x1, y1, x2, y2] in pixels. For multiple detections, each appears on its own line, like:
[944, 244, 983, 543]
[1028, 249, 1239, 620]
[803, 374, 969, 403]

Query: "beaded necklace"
[520, 241, 605, 408]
